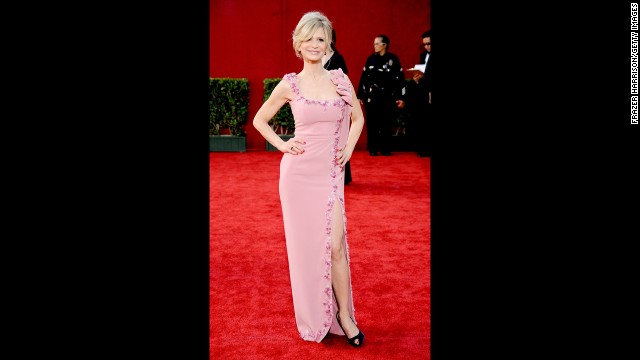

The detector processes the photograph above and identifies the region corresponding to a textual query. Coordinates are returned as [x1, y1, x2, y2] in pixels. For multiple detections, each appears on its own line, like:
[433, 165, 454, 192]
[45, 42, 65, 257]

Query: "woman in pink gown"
[253, 11, 365, 347]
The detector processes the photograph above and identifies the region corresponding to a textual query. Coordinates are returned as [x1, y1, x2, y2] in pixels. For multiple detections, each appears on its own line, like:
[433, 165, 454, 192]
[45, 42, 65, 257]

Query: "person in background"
[357, 34, 405, 156]
[405, 30, 432, 157]
[323, 29, 352, 185]
[420, 30, 431, 69]
[322, 29, 348, 73]
[252, 11, 366, 347]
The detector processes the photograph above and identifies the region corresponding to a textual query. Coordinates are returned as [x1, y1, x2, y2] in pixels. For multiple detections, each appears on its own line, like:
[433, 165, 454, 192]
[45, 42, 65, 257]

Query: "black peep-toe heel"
[336, 312, 364, 347]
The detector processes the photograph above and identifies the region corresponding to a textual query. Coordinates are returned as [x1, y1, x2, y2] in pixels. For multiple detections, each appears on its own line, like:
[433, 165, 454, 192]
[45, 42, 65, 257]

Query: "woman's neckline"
[294, 72, 342, 102]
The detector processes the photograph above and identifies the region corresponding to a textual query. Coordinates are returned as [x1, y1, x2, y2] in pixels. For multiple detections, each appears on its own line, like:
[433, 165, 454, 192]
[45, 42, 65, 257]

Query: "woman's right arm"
[253, 80, 305, 154]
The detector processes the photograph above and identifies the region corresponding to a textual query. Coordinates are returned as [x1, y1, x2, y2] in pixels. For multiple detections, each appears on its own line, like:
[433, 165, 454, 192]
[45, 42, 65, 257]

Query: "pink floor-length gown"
[279, 68, 357, 342]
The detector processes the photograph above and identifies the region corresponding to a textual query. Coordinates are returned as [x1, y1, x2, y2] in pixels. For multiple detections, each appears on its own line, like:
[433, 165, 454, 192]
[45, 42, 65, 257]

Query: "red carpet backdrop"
[210, 151, 430, 359]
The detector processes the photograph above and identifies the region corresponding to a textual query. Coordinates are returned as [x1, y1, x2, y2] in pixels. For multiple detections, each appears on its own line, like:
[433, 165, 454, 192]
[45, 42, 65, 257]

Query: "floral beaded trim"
[283, 72, 346, 108]
[314, 93, 352, 342]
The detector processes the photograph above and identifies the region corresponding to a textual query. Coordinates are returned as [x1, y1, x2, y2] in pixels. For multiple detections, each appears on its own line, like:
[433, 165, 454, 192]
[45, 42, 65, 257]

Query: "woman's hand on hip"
[336, 146, 351, 168]
[281, 137, 306, 154]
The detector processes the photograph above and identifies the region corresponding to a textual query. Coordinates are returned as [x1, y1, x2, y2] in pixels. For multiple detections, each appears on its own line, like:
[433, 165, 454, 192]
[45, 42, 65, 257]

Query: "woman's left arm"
[336, 76, 364, 168]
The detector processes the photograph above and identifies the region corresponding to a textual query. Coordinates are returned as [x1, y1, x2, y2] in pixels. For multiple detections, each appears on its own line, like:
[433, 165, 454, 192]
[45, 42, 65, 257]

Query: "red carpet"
[210, 150, 430, 359]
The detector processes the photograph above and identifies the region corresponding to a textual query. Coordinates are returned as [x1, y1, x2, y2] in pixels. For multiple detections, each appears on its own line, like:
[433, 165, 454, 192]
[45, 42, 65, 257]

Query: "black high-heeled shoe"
[336, 312, 364, 347]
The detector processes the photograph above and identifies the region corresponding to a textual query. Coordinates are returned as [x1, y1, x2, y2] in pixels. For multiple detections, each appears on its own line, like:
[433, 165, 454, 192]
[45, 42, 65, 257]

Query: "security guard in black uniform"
[357, 34, 405, 156]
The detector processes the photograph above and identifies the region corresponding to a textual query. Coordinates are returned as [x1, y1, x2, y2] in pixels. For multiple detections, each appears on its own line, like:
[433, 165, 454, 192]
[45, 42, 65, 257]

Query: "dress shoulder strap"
[282, 72, 299, 97]
[328, 68, 344, 76]
[282, 72, 297, 85]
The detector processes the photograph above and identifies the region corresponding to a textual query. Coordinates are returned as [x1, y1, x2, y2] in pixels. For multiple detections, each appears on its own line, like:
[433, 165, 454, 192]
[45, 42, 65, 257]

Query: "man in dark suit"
[420, 30, 432, 68]
[357, 34, 405, 156]
[406, 30, 432, 157]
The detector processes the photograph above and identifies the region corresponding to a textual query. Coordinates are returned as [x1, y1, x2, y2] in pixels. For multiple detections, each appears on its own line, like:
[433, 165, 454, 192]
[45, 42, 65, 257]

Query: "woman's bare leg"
[330, 202, 360, 339]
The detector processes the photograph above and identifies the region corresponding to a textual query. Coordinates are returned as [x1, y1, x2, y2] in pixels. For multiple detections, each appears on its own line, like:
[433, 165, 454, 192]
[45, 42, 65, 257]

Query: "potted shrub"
[209, 77, 249, 152]
[263, 78, 295, 151]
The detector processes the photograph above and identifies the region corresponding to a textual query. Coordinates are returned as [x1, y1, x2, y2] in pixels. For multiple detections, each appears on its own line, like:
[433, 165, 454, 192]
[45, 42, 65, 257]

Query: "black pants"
[407, 105, 431, 156]
[344, 161, 352, 184]
[364, 101, 395, 153]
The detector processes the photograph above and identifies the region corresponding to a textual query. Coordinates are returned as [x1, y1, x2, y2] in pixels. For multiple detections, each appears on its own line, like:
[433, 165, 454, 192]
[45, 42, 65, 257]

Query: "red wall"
[211, 0, 431, 151]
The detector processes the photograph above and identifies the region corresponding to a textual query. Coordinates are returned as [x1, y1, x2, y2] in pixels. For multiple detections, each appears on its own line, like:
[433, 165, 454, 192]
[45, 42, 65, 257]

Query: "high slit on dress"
[279, 69, 357, 342]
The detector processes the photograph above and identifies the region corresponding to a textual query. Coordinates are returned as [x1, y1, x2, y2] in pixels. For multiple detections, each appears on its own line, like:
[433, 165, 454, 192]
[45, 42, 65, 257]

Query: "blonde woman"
[253, 11, 365, 347]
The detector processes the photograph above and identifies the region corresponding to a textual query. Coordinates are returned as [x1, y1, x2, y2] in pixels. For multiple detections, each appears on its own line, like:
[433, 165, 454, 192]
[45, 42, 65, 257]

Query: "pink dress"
[279, 69, 357, 342]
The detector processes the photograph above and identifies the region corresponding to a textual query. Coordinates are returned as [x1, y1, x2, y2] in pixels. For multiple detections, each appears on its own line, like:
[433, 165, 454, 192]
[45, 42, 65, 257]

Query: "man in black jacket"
[406, 30, 432, 157]
[357, 34, 405, 156]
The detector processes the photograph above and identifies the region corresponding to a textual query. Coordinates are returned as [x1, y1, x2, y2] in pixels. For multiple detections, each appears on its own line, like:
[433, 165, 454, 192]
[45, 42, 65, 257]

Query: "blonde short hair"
[292, 11, 332, 58]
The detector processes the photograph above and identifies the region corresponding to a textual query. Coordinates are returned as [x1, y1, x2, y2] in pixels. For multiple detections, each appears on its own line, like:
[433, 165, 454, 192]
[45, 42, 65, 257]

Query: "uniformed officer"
[357, 34, 405, 156]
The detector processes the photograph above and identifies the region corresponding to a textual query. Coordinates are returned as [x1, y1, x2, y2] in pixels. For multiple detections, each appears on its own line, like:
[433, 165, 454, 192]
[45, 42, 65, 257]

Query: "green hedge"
[208, 77, 411, 138]
[263, 78, 295, 135]
[209, 78, 249, 136]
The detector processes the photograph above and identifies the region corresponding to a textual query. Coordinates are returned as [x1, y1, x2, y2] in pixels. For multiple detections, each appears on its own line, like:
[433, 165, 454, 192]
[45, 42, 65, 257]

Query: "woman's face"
[299, 27, 328, 61]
